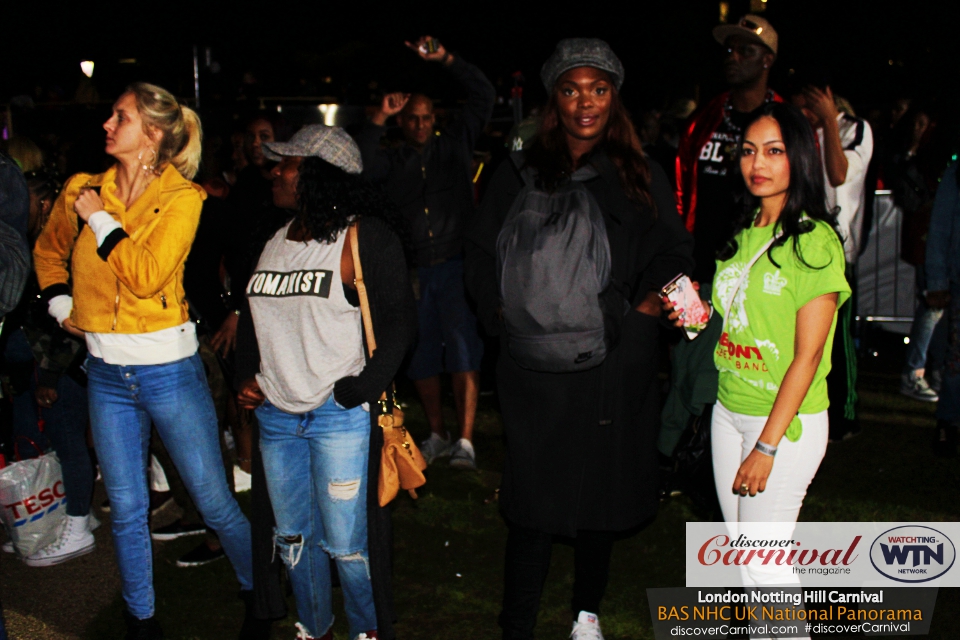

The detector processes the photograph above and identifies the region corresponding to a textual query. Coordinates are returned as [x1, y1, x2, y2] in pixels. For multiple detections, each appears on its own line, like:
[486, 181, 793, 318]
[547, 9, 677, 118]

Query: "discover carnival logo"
[869, 526, 956, 583]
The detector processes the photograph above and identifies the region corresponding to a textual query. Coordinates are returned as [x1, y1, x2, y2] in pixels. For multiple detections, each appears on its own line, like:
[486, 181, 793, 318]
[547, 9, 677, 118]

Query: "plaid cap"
[540, 38, 625, 91]
[262, 124, 363, 175]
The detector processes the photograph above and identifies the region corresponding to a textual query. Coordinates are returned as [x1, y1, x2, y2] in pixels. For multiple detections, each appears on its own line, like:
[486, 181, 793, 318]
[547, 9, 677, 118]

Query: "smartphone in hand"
[661, 273, 712, 341]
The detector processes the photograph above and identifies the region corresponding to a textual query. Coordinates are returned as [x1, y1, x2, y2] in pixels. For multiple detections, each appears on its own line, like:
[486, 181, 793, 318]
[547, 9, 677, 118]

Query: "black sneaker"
[176, 541, 226, 567]
[124, 611, 163, 640]
[149, 491, 174, 516]
[238, 589, 274, 640]
[151, 521, 207, 541]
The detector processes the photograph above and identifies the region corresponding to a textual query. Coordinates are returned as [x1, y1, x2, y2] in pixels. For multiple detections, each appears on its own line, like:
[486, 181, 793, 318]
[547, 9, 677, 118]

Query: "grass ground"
[2, 329, 958, 639]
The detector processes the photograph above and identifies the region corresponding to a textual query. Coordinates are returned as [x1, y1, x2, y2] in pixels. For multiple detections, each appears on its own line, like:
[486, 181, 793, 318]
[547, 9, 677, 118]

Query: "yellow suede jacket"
[33, 164, 206, 333]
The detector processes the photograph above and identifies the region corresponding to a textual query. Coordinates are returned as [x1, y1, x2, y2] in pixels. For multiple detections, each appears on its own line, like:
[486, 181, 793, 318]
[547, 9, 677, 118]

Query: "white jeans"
[712, 402, 828, 639]
[712, 401, 828, 576]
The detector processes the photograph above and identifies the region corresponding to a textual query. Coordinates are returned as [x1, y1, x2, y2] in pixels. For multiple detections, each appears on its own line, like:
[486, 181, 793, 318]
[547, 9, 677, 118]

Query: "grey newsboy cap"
[263, 124, 363, 175]
[540, 38, 625, 91]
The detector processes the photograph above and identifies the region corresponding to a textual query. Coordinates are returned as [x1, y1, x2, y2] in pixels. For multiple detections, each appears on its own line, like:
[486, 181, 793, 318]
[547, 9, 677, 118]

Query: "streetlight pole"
[192, 45, 201, 109]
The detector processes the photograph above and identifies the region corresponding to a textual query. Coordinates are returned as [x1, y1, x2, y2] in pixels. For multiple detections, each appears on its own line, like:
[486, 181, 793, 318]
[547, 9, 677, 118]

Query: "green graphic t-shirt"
[711, 218, 850, 420]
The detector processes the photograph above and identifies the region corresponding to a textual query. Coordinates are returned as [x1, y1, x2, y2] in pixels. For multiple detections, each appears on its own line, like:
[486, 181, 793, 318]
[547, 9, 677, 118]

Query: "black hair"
[786, 67, 833, 97]
[718, 102, 838, 269]
[23, 167, 62, 203]
[240, 112, 293, 147]
[295, 157, 408, 248]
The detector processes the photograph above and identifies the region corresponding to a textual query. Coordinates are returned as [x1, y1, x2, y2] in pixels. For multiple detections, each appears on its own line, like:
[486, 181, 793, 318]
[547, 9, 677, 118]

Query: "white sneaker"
[571, 611, 604, 640]
[234, 464, 252, 492]
[1, 540, 13, 554]
[419, 432, 452, 465]
[900, 371, 939, 402]
[449, 438, 476, 470]
[23, 514, 96, 567]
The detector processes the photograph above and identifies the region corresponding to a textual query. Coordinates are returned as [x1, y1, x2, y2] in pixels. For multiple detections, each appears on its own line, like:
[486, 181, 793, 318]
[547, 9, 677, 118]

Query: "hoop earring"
[138, 148, 158, 174]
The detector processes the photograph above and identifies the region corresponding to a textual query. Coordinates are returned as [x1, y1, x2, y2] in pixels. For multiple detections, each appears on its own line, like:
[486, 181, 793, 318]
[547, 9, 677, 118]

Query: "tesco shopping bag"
[0, 444, 66, 557]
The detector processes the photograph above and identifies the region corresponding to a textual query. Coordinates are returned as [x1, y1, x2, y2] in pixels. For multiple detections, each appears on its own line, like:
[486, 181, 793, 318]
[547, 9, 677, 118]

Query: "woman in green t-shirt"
[668, 103, 850, 587]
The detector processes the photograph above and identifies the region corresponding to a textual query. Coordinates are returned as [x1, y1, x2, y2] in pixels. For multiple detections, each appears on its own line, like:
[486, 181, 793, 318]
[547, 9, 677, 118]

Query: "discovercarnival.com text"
[669, 622, 912, 636]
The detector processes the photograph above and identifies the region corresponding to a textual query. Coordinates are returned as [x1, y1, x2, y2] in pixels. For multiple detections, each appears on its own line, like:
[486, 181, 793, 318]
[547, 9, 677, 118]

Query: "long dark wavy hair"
[294, 157, 405, 244]
[523, 74, 655, 212]
[250, 157, 407, 260]
[718, 102, 838, 269]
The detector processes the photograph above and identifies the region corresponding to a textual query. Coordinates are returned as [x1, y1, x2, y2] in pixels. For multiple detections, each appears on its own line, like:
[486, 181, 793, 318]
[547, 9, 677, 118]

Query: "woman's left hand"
[74, 188, 105, 222]
[210, 313, 239, 357]
[732, 449, 775, 497]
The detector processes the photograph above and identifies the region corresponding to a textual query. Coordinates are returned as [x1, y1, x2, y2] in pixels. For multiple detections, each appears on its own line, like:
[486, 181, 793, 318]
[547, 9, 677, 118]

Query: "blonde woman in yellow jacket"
[33, 83, 253, 639]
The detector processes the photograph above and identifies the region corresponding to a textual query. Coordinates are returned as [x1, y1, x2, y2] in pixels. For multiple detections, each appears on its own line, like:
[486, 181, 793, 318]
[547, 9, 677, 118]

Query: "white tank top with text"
[247, 223, 365, 414]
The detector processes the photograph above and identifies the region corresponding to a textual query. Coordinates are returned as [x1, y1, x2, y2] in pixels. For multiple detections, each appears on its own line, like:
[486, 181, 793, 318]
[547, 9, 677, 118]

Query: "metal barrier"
[855, 190, 915, 334]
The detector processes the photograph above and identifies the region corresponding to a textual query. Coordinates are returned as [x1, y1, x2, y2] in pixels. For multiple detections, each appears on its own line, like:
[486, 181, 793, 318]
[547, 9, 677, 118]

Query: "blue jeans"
[256, 395, 375, 638]
[6, 330, 93, 517]
[905, 266, 948, 373]
[937, 282, 960, 422]
[86, 353, 253, 619]
[407, 257, 484, 380]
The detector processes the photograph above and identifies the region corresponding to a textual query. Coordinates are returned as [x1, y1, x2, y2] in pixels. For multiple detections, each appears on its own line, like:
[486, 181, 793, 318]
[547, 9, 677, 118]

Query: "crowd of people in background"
[0, 14, 958, 640]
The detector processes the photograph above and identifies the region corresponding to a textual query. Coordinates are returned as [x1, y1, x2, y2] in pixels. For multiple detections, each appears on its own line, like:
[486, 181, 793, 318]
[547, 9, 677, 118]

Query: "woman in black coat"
[464, 39, 693, 640]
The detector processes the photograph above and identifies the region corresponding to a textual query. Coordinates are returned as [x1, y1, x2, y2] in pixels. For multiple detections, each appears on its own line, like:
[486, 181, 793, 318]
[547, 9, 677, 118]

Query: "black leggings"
[499, 522, 615, 640]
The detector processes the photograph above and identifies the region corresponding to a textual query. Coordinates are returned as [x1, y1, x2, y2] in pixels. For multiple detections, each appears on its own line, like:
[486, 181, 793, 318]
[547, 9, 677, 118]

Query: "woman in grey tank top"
[235, 125, 416, 640]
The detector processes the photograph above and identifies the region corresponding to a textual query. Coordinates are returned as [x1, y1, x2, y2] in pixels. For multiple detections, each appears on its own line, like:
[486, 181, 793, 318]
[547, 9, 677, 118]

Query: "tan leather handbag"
[348, 223, 427, 506]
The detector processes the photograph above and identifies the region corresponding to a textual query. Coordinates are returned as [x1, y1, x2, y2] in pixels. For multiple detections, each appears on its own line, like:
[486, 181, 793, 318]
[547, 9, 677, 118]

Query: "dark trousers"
[499, 522, 615, 639]
[828, 267, 858, 439]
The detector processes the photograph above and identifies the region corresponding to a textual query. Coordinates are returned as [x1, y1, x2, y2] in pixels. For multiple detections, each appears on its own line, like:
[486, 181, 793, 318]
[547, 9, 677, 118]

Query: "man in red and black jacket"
[676, 15, 783, 286]
[658, 16, 784, 475]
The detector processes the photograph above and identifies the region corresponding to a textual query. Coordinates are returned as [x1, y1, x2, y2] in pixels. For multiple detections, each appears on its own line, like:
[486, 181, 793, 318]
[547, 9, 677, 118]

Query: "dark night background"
[2, 0, 957, 165]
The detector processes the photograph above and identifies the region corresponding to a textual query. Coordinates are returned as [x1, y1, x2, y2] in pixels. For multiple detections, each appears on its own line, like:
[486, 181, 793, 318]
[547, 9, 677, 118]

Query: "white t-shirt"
[818, 114, 874, 264]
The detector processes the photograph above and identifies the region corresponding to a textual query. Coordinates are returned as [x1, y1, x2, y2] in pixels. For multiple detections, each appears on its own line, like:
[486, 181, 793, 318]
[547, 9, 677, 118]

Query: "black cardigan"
[464, 152, 695, 536]
[235, 216, 417, 638]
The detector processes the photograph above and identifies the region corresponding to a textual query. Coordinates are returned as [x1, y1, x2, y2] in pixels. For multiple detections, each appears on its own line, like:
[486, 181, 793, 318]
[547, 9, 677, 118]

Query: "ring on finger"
[740, 483, 749, 493]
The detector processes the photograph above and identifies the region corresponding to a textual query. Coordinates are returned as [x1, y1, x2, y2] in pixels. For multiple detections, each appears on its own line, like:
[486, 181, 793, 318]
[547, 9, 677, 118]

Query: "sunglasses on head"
[739, 18, 764, 35]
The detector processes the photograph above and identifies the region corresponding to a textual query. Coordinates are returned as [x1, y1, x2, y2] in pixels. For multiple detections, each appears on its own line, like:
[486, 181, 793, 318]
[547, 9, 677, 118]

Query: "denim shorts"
[406, 257, 484, 380]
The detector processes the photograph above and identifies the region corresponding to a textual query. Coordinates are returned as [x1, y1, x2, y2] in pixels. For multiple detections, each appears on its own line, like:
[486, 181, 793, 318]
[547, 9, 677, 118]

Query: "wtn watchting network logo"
[870, 526, 957, 583]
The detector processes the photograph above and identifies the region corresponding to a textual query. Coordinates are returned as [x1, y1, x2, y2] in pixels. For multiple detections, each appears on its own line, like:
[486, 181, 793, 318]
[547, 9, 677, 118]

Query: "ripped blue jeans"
[256, 394, 375, 638]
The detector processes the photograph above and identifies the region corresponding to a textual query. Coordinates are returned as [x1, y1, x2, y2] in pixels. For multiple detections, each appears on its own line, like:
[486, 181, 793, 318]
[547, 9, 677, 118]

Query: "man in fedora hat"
[660, 15, 783, 473]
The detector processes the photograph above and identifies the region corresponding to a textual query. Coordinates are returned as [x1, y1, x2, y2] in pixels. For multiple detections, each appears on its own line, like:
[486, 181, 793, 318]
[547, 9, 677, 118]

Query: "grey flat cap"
[540, 38, 625, 91]
[263, 124, 363, 175]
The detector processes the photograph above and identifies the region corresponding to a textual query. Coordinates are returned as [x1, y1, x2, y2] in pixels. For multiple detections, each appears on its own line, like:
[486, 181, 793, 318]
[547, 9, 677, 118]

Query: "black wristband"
[97, 228, 129, 260]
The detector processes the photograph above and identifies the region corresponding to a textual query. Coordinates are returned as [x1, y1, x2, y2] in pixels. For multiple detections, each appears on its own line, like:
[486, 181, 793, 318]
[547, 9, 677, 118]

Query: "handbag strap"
[721, 230, 782, 334]
[13, 435, 46, 462]
[347, 222, 390, 404]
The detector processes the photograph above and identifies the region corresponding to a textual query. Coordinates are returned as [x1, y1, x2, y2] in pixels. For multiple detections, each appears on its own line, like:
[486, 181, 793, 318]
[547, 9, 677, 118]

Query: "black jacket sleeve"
[333, 217, 418, 408]
[463, 159, 523, 336]
[0, 153, 30, 316]
[233, 292, 260, 387]
[445, 55, 497, 153]
[634, 159, 695, 299]
[355, 123, 392, 185]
